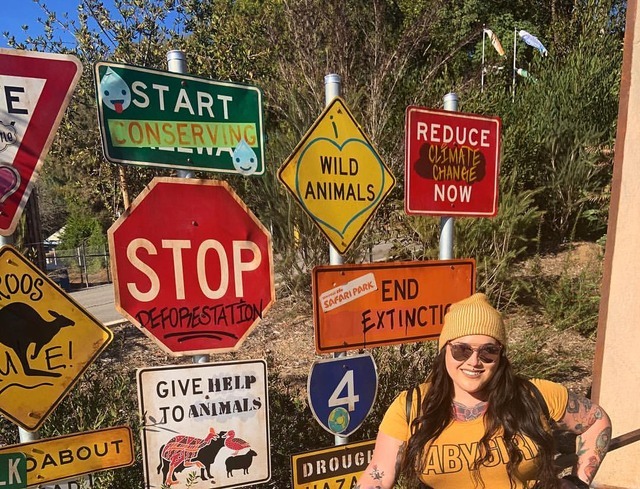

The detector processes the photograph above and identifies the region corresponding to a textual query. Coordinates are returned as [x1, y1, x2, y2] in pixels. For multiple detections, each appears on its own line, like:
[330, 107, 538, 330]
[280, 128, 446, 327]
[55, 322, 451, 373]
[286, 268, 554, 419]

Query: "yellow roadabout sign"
[0, 426, 134, 487]
[278, 97, 395, 254]
[0, 246, 113, 431]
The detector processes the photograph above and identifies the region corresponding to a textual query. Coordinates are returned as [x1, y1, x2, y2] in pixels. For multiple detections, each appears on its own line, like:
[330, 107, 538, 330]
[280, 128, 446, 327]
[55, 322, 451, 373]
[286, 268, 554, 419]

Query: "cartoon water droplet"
[0, 164, 20, 207]
[232, 139, 258, 175]
[100, 67, 131, 114]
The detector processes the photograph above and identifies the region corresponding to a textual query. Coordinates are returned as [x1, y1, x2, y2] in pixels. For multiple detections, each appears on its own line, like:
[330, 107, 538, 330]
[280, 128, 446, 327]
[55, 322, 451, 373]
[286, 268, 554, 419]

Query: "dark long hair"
[400, 347, 559, 489]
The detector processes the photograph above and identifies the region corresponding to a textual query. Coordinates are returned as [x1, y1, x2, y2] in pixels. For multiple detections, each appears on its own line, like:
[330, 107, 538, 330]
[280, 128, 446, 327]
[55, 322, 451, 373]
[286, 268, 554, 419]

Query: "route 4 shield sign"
[308, 353, 377, 437]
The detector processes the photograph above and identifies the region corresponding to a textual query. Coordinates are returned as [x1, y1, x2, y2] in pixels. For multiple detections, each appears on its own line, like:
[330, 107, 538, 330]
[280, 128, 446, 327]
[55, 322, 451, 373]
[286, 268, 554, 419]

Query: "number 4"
[328, 370, 360, 411]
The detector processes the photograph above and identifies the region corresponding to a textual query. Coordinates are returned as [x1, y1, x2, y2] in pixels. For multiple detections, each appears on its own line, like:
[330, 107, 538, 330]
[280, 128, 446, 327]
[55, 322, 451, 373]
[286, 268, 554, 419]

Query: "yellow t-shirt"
[379, 378, 568, 488]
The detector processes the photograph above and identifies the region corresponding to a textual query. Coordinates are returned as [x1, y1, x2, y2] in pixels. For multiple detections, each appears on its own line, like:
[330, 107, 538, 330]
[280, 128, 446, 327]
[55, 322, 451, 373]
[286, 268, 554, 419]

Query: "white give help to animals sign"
[137, 360, 270, 488]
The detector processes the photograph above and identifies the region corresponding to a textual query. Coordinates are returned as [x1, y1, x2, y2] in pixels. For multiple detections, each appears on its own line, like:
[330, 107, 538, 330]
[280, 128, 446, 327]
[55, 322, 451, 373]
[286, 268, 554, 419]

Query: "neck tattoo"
[452, 400, 488, 421]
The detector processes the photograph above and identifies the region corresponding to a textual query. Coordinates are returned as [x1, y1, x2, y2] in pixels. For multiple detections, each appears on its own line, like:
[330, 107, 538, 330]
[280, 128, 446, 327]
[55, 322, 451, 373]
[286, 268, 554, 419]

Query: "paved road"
[69, 283, 126, 325]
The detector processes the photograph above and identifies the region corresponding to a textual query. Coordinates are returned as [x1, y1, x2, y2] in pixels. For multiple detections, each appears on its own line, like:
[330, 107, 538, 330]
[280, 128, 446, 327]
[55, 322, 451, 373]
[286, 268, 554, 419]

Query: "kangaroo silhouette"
[0, 302, 75, 377]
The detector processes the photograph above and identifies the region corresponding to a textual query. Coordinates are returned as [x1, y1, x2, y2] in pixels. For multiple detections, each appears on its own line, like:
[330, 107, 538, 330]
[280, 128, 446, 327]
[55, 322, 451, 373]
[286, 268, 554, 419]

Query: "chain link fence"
[45, 244, 111, 291]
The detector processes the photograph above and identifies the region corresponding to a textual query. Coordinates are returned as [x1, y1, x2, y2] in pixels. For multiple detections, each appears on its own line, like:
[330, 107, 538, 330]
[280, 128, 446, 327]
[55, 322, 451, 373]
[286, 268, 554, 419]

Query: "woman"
[356, 293, 611, 489]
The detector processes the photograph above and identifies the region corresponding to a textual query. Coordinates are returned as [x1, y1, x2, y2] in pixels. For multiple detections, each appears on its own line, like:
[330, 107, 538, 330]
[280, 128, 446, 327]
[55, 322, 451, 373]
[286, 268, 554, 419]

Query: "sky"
[0, 0, 121, 48]
[0, 0, 89, 48]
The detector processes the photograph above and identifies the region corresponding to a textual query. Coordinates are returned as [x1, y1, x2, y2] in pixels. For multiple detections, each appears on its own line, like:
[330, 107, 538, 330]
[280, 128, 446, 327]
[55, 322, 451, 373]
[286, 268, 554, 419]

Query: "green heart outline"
[295, 137, 388, 238]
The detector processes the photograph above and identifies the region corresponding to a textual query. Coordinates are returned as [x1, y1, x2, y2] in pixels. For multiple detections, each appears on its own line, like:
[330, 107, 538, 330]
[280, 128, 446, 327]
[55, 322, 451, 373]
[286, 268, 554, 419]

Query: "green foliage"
[455, 172, 544, 303]
[538, 255, 603, 338]
[508, 322, 576, 380]
[59, 204, 107, 250]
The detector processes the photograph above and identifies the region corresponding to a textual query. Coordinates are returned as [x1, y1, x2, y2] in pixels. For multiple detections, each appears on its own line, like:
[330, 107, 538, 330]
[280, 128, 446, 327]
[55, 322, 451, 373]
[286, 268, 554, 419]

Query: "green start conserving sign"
[94, 62, 264, 175]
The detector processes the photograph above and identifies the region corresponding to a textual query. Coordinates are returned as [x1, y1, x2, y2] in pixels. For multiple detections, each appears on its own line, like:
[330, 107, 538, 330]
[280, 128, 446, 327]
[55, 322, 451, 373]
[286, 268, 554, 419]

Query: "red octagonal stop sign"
[108, 177, 275, 355]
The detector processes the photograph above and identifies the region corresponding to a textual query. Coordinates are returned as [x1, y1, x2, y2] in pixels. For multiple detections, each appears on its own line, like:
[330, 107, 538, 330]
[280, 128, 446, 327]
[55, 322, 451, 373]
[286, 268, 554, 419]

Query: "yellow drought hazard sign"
[278, 97, 395, 254]
[0, 246, 113, 431]
[290, 439, 375, 489]
[0, 426, 134, 487]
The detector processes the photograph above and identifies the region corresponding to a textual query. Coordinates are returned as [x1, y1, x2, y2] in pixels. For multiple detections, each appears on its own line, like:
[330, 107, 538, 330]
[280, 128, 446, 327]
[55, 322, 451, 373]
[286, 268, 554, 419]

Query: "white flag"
[518, 30, 548, 56]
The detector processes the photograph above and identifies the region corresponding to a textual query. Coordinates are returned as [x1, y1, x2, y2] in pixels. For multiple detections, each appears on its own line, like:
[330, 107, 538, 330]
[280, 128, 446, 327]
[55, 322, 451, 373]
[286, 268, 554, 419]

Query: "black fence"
[45, 244, 112, 291]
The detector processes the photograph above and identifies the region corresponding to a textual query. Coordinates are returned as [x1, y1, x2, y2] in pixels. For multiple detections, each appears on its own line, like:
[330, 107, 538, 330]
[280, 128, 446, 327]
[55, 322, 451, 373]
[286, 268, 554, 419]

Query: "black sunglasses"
[448, 342, 502, 364]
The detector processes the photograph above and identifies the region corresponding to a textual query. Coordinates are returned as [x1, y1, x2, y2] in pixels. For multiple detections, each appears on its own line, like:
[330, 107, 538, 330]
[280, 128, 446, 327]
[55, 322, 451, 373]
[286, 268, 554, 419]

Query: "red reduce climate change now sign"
[108, 177, 275, 356]
[405, 107, 502, 217]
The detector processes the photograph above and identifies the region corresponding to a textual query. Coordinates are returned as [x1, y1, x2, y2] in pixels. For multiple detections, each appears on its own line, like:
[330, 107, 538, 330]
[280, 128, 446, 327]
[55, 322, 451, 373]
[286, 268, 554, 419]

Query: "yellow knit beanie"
[438, 293, 506, 350]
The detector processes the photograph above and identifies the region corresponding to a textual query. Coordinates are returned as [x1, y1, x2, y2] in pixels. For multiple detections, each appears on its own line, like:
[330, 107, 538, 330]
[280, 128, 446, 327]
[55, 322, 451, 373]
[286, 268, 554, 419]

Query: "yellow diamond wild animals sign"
[278, 97, 395, 254]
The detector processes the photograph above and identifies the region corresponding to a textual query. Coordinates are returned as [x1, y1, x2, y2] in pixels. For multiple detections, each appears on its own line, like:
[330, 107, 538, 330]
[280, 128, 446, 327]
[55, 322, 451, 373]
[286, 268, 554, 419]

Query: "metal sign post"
[165, 50, 203, 368]
[325, 75, 344, 266]
[441, 93, 458, 260]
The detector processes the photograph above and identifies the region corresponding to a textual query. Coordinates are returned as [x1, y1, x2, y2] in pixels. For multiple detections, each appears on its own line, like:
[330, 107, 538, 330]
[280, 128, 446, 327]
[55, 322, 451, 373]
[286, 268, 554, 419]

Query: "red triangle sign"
[0, 49, 82, 236]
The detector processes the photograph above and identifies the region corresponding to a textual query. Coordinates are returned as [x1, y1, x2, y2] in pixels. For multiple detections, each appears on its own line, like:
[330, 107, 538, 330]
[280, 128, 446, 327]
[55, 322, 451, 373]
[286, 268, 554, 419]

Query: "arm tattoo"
[370, 465, 384, 481]
[576, 425, 612, 474]
[558, 392, 598, 433]
[596, 426, 612, 456]
[563, 391, 612, 483]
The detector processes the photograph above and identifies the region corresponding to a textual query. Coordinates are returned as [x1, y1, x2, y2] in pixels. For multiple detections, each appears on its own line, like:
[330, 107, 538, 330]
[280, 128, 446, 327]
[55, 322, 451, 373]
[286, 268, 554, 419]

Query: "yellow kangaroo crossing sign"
[278, 97, 395, 254]
[0, 246, 113, 431]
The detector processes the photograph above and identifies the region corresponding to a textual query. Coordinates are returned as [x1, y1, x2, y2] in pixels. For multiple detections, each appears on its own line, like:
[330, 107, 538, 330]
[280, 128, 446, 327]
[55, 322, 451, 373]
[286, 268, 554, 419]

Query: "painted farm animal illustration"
[157, 427, 220, 486]
[224, 430, 251, 455]
[0, 302, 74, 377]
[164, 430, 227, 482]
[225, 449, 258, 477]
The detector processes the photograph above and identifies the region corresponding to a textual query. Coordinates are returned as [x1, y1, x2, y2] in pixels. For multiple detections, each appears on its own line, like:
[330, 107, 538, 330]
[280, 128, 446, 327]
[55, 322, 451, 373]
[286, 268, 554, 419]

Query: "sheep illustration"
[0, 302, 74, 378]
[225, 449, 258, 477]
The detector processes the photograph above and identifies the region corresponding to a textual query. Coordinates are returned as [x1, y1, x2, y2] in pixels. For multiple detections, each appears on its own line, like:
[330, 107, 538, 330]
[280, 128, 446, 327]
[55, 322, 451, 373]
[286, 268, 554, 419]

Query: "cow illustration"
[0, 302, 74, 377]
[157, 427, 220, 486]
